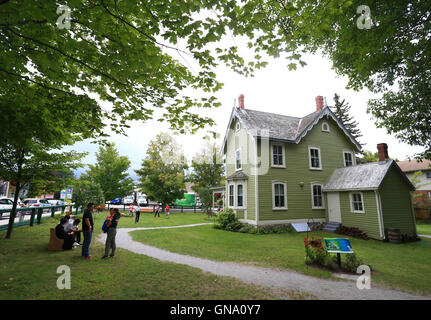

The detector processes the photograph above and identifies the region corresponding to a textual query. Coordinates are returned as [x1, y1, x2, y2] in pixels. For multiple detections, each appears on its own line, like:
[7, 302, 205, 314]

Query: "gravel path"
[419, 234, 431, 239]
[97, 224, 430, 300]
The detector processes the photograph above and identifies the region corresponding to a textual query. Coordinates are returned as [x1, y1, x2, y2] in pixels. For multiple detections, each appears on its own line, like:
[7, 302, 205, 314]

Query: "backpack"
[102, 219, 109, 233]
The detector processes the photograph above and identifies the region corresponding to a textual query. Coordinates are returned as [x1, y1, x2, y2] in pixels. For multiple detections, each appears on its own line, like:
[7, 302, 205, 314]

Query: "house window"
[235, 149, 241, 171]
[322, 122, 330, 132]
[228, 185, 234, 207]
[272, 182, 287, 209]
[429, 192, 431, 200]
[272, 144, 284, 167]
[343, 151, 354, 167]
[350, 192, 365, 213]
[237, 184, 243, 207]
[235, 121, 240, 132]
[426, 172, 431, 179]
[309, 146, 322, 170]
[311, 184, 324, 209]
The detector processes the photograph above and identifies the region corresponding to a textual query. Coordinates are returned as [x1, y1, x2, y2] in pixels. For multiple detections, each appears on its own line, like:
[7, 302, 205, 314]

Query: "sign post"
[324, 238, 354, 268]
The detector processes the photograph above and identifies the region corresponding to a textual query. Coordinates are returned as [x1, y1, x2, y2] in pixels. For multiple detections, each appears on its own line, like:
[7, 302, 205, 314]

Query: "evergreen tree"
[331, 93, 363, 146]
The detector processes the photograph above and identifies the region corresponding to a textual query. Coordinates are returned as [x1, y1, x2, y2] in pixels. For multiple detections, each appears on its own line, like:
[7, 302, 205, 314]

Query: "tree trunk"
[5, 182, 21, 239]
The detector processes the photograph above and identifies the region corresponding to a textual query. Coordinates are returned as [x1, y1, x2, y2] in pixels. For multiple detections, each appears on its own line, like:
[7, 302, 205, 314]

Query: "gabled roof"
[397, 159, 431, 173]
[226, 171, 248, 180]
[221, 105, 361, 154]
[323, 160, 415, 192]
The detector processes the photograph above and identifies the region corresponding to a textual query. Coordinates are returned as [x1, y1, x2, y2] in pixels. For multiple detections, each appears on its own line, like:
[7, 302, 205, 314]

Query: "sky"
[66, 51, 424, 182]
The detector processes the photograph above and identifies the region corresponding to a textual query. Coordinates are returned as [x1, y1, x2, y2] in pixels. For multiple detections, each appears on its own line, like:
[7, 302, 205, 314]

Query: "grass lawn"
[131, 224, 431, 296]
[0, 213, 293, 300]
[417, 220, 431, 236]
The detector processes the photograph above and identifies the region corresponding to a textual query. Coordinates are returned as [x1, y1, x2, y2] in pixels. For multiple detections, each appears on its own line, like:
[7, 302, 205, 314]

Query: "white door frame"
[327, 192, 342, 223]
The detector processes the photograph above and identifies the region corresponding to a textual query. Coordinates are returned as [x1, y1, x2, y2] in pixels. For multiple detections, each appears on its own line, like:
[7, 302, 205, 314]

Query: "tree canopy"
[82, 142, 134, 202]
[135, 133, 187, 208]
[331, 93, 362, 146]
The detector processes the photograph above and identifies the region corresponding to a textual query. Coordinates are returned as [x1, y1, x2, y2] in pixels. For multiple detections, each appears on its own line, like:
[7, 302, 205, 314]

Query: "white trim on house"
[272, 181, 288, 210]
[235, 120, 241, 132]
[321, 121, 330, 132]
[270, 142, 286, 168]
[375, 190, 385, 239]
[308, 146, 322, 170]
[239, 218, 326, 226]
[311, 183, 325, 209]
[343, 150, 355, 167]
[350, 192, 365, 213]
[228, 184, 235, 208]
[235, 148, 242, 171]
[254, 137, 259, 223]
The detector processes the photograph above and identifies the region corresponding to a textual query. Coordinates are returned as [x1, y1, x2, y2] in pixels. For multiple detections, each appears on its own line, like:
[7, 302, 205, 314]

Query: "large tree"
[221, 1, 429, 158]
[0, 0, 271, 137]
[331, 93, 363, 146]
[83, 143, 134, 202]
[72, 178, 105, 210]
[135, 133, 187, 211]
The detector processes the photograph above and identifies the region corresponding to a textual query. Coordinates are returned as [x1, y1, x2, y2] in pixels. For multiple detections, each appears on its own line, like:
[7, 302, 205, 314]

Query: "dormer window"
[322, 121, 330, 132]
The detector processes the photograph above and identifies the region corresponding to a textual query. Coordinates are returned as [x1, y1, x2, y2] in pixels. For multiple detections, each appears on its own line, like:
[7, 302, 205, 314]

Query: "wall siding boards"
[338, 191, 381, 239]
[379, 168, 417, 235]
[258, 117, 355, 221]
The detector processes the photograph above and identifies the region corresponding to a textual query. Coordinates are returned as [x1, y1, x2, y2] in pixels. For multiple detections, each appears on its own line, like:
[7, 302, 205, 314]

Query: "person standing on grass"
[165, 204, 170, 219]
[82, 203, 94, 260]
[102, 208, 121, 259]
[134, 203, 141, 224]
[129, 204, 134, 217]
[154, 204, 160, 218]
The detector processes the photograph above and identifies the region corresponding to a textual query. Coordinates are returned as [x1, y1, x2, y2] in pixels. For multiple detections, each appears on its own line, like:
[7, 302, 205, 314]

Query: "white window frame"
[428, 191, 431, 200]
[235, 121, 241, 132]
[235, 148, 242, 171]
[343, 150, 355, 167]
[311, 183, 325, 209]
[321, 121, 330, 132]
[308, 146, 322, 170]
[272, 181, 288, 210]
[350, 192, 365, 213]
[228, 184, 235, 208]
[236, 183, 245, 208]
[271, 143, 285, 168]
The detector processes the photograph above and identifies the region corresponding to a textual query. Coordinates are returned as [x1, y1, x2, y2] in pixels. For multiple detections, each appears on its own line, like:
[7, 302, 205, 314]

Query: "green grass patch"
[131, 225, 431, 295]
[417, 223, 431, 236]
[0, 215, 287, 300]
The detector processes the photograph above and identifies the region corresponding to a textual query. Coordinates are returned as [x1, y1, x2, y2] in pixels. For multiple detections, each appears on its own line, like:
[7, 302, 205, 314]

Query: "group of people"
[154, 204, 170, 218]
[55, 202, 172, 260]
[55, 203, 120, 260]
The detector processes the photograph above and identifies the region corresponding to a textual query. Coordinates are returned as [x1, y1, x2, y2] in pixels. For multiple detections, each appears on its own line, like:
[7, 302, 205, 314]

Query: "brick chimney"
[238, 94, 245, 109]
[315, 95, 324, 111]
[377, 143, 389, 161]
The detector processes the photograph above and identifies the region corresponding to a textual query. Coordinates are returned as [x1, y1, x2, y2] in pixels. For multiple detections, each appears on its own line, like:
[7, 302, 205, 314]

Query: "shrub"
[238, 225, 252, 233]
[214, 208, 238, 230]
[342, 253, 367, 273]
[304, 236, 329, 266]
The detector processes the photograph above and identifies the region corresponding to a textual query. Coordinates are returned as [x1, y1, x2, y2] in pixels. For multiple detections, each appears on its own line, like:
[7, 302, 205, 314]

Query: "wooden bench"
[48, 228, 64, 251]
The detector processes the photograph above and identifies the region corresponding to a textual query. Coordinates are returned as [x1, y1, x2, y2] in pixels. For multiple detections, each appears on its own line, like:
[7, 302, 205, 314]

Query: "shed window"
[272, 145, 284, 167]
[350, 193, 365, 213]
[311, 184, 324, 209]
[426, 172, 431, 179]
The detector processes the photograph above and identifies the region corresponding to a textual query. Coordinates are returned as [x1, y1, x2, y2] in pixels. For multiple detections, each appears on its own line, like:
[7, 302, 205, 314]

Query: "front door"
[327, 192, 342, 223]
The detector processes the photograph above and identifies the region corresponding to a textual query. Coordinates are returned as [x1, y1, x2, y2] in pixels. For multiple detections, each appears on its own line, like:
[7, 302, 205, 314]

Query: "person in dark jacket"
[55, 217, 75, 250]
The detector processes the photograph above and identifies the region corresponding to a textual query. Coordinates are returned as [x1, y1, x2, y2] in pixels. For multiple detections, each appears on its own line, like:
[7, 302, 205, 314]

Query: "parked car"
[46, 199, 65, 206]
[123, 196, 134, 205]
[110, 197, 122, 205]
[0, 197, 24, 218]
[23, 198, 51, 212]
[138, 195, 147, 206]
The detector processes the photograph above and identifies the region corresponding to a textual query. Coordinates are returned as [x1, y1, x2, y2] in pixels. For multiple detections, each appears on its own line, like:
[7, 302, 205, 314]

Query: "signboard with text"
[324, 238, 354, 254]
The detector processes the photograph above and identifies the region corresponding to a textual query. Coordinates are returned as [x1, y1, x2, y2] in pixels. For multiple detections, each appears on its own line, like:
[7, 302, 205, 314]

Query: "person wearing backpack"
[102, 208, 121, 259]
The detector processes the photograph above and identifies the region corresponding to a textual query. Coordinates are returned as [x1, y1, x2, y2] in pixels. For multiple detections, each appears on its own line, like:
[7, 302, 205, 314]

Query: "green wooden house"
[221, 94, 417, 240]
